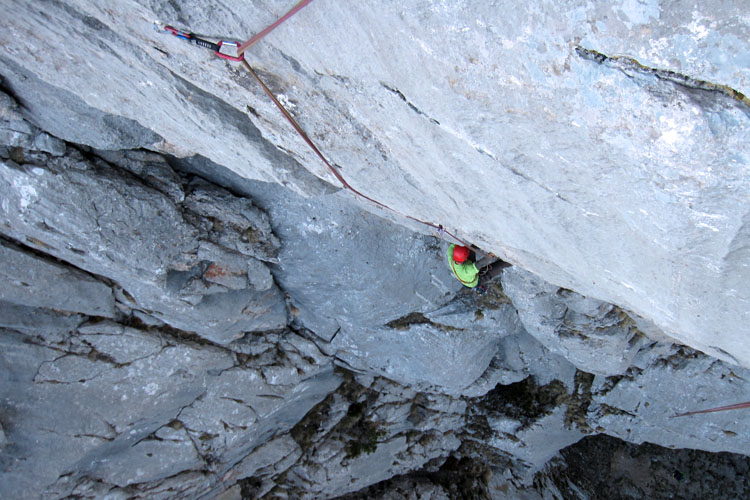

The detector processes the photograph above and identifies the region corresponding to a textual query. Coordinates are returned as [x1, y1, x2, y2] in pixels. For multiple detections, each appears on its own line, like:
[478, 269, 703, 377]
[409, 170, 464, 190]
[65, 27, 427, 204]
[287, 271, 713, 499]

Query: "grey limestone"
[209, 175, 461, 343]
[0, 83, 66, 156]
[0, 137, 286, 344]
[0, 301, 86, 342]
[0, 238, 115, 317]
[501, 267, 650, 376]
[1, 2, 750, 498]
[2, 0, 748, 364]
[331, 319, 501, 396]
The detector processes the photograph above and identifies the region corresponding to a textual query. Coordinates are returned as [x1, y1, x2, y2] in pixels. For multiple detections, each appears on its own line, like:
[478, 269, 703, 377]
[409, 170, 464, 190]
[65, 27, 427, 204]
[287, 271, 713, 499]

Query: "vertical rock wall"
[1, 1, 750, 499]
[0, 0, 748, 365]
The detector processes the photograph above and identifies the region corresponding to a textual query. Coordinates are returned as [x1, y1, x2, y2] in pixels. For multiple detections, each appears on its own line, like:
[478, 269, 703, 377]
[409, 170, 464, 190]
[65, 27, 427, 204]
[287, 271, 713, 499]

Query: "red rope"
[672, 401, 750, 418]
[240, 61, 389, 209]
[242, 60, 469, 245]
[234, 3, 471, 248]
[237, 0, 314, 55]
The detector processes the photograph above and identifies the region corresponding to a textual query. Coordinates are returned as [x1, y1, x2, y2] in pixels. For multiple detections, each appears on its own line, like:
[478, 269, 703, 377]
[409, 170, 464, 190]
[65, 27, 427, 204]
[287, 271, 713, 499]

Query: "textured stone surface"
[1, 0, 748, 366]
[273, 374, 464, 499]
[0, 321, 342, 500]
[0, 301, 86, 342]
[0, 142, 286, 344]
[589, 346, 750, 456]
[0, 327, 211, 499]
[93, 149, 185, 203]
[195, 167, 461, 342]
[0, 238, 115, 317]
[330, 297, 519, 396]
[463, 338, 750, 475]
[5, 126, 745, 497]
[501, 267, 650, 376]
[0, 84, 66, 155]
[1, 2, 750, 499]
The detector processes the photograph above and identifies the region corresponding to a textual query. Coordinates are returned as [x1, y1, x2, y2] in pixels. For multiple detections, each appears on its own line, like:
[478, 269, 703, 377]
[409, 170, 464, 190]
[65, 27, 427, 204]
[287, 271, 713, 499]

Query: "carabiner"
[159, 23, 244, 62]
[215, 41, 244, 62]
[163, 25, 192, 41]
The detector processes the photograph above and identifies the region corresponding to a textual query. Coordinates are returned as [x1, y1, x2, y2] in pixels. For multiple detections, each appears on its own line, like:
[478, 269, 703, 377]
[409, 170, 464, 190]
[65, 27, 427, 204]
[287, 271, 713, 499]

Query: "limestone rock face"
[501, 267, 650, 376]
[230, 179, 461, 342]
[0, 120, 287, 343]
[0, 238, 115, 317]
[330, 299, 521, 396]
[1, 0, 748, 365]
[0, 322, 341, 500]
[2, 1, 750, 499]
[1, 90, 750, 497]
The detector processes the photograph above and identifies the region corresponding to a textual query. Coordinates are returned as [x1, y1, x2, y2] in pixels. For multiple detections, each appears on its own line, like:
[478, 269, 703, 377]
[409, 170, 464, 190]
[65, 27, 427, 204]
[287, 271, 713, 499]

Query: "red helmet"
[453, 245, 470, 263]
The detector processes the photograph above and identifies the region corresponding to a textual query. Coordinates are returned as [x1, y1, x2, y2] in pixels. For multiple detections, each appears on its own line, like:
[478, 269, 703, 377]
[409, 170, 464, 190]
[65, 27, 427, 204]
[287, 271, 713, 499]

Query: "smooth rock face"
[332, 322, 497, 395]
[0, 238, 115, 317]
[331, 299, 521, 396]
[194, 167, 462, 342]
[0, 57, 161, 150]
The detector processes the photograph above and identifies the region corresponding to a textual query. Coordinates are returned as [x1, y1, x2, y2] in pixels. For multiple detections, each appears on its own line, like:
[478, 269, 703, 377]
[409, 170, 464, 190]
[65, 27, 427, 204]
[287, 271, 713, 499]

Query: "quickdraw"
[158, 24, 244, 62]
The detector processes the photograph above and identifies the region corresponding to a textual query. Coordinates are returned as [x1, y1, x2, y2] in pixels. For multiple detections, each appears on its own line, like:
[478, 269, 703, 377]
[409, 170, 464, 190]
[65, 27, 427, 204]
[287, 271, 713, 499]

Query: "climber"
[447, 244, 510, 290]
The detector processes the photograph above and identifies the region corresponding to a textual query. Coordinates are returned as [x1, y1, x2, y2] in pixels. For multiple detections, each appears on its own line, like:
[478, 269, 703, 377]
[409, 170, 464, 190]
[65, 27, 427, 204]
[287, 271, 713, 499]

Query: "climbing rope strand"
[241, 59, 471, 246]
[237, 0, 314, 54]
[672, 401, 750, 418]
[161, 0, 473, 248]
[240, 60, 393, 210]
[407, 216, 470, 246]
